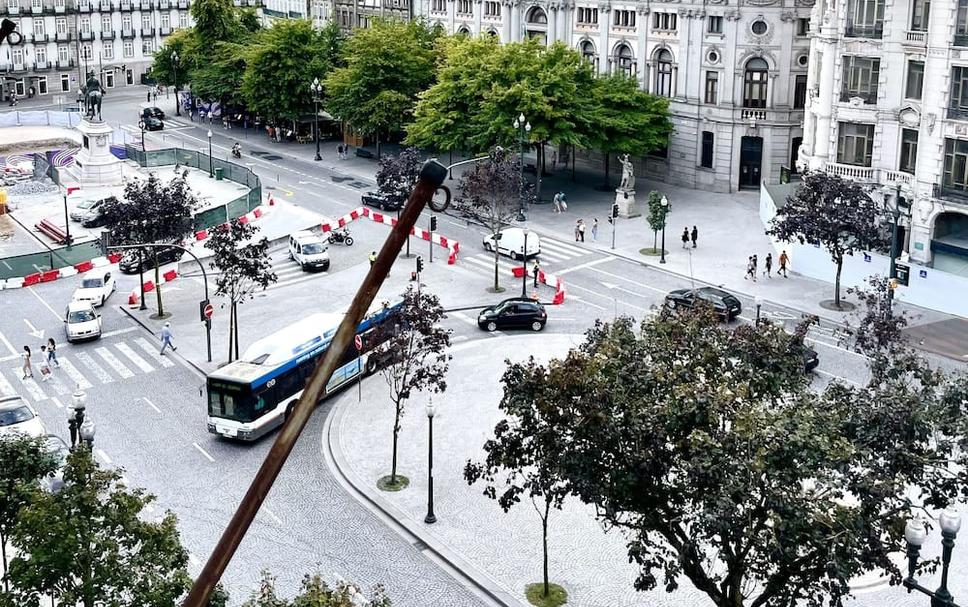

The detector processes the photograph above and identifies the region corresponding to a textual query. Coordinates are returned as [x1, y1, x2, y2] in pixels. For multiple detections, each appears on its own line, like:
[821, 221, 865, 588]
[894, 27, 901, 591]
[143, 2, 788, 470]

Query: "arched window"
[743, 57, 769, 108]
[526, 6, 547, 23]
[655, 49, 673, 97]
[457, 25, 471, 35]
[614, 43, 634, 76]
[580, 40, 596, 65]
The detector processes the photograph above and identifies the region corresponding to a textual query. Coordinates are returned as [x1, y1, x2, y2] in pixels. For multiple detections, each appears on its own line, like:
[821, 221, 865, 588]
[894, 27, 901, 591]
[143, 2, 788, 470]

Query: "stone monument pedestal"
[65, 119, 122, 185]
[615, 188, 640, 218]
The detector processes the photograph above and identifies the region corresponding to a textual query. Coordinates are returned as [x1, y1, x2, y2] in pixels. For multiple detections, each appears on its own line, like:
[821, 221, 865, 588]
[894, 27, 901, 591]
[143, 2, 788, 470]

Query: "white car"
[69, 198, 104, 222]
[64, 300, 102, 343]
[483, 227, 541, 260]
[72, 269, 116, 307]
[288, 230, 330, 271]
[0, 396, 46, 439]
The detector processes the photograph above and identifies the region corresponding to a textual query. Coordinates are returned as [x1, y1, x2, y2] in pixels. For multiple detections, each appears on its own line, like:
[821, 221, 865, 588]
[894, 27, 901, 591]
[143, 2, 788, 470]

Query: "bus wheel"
[285, 401, 297, 420]
[365, 356, 378, 375]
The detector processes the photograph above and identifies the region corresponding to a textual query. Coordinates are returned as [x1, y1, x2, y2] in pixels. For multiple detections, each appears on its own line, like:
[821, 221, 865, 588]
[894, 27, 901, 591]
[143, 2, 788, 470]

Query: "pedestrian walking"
[591, 218, 598, 242]
[691, 226, 698, 248]
[532, 260, 541, 288]
[47, 338, 58, 368]
[578, 219, 586, 242]
[763, 253, 773, 278]
[778, 250, 790, 278]
[752, 254, 758, 275]
[21, 346, 33, 380]
[146, 89, 151, 103]
[744, 256, 756, 281]
[553, 192, 562, 213]
[369, 251, 377, 267]
[681, 227, 689, 249]
[38, 346, 51, 382]
[337, 143, 343, 159]
[559, 192, 567, 211]
[189, 108, 195, 122]
[159, 322, 177, 355]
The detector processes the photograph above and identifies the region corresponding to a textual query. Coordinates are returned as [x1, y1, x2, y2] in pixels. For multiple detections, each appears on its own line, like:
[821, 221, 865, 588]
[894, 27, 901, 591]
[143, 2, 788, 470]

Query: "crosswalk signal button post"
[430, 215, 438, 232]
[416, 256, 424, 274]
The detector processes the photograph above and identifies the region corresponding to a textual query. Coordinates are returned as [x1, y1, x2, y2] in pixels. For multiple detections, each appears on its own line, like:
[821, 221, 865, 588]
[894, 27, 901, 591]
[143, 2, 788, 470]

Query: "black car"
[665, 287, 743, 321]
[361, 191, 403, 212]
[141, 106, 165, 119]
[803, 346, 819, 372]
[118, 246, 183, 274]
[478, 298, 547, 332]
[79, 195, 118, 228]
[142, 116, 164, 131]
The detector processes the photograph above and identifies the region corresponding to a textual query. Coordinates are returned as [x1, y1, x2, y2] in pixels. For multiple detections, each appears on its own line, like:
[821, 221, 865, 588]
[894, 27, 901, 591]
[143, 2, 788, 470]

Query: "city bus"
[206, 300, 401, 441]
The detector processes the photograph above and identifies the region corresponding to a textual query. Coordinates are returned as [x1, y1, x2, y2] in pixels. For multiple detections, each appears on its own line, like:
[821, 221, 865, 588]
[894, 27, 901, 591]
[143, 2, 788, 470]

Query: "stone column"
[503, 0, 513, 41]
[475, 0, 483, 34]
[510, 0, 520, 41]
[598, 3, 610, 75]
[813, 42, 837, 162]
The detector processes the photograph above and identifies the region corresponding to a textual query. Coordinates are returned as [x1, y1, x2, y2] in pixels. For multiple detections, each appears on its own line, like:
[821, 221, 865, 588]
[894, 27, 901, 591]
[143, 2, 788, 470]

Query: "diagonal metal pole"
[182, 159, 448, 607]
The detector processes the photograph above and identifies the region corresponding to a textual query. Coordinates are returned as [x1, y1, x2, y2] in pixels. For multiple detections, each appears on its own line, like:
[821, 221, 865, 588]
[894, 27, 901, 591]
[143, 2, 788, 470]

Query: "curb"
[117, 304, 209, 378]
[322, 384, 526, 607]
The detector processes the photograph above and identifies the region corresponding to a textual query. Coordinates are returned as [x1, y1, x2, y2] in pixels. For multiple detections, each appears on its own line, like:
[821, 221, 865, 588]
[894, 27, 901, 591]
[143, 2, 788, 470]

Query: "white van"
[482, 227, 541, 260]
[288, 230, 330, 272]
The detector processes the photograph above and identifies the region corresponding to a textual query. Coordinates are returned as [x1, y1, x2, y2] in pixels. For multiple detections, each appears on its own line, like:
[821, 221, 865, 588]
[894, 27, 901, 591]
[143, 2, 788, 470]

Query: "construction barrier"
[511, 265, 567, 305]
[318, 206, 461, 266]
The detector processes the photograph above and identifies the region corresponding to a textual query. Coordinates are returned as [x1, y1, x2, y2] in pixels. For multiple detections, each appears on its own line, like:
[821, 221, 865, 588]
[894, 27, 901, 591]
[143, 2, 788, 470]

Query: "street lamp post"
[754, 296, 763, 326]
[512, 113, 531, 221]
[171, 50, 180, 116]
[68, 390, 87, 451]
[903, 508, 963, 607]
[207, 130, 213, 178]
[79, 419, 96, 450]
[424, 400, 437, 524]
[138, 120, 145, 151]
[885, 185, 912, 303]
[311, 77, 323, 162]
[521, 228, 530, 297]
[659, 196, 669, 264]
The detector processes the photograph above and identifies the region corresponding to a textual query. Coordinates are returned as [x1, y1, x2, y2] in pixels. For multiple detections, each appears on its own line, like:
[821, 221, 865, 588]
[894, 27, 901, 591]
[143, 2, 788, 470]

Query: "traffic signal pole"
[611, 203, 618, 250]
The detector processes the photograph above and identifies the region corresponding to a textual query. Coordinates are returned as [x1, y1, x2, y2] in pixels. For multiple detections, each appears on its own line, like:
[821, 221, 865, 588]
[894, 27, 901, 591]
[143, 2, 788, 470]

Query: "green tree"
[769, 171, 887, 309]
[191, 0, 239, 44]
[190, 41, 248, 109]
[150, 29, 194, 88]
[292, 573, 391, 607]
[326, 19, 438, 159]
[7, 450, 191, 607]
[204, 218, 277, 362]
[645, 191, 669, 254]
[495, 308, 968, 607]
[100, 173, 199, 318]
[585, 73, 672, 187]
[242, 19, 338, 124]
[0, 436, 58, 593]
[242, 571, 290, 607]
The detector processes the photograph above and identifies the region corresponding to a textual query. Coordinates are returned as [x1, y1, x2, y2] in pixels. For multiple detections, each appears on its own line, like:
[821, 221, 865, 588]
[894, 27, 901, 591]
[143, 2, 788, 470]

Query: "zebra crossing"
[120, 117, 195, 136]
[461, 236, 592, 278]
[264, 248, 329, 292]
[0, 337, 175, 403]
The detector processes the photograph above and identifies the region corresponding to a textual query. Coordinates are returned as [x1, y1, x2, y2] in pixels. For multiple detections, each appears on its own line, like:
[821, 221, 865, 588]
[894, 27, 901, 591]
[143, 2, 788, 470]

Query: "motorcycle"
[231, 145, 241, 159]
[327, 228, 354, 246]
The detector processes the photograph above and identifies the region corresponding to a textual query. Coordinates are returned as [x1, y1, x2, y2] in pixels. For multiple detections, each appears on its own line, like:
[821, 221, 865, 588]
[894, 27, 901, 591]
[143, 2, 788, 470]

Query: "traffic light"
[416, 256, 424, 274]
[98, 229, 110, 256]
[611, 203, 620, 219]
[430, 215, 438, 232]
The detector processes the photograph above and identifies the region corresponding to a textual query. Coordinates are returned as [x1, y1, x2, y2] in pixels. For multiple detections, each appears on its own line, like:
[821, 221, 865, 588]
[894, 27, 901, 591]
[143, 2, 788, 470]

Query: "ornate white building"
[798, 0, 968, 268]
[413, 0, 814, 192]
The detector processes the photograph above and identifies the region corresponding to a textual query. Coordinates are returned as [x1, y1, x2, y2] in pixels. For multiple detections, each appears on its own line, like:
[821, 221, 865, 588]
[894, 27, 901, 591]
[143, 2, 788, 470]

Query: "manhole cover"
[263, 155, 283, 161]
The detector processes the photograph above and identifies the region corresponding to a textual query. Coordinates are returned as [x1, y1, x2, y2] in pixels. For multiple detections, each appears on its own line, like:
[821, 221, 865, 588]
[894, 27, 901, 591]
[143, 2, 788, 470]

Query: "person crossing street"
[532, 260, 541, 288]
[160, 322, 177, 355]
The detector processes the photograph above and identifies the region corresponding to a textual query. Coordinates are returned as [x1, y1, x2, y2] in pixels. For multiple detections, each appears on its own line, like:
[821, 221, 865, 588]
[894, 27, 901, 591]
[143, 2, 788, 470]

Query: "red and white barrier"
[511, 265, 567, 305]
[126, 268, 180, 308]
[194, 204, 270, 242]
[318, 206, 461, 265]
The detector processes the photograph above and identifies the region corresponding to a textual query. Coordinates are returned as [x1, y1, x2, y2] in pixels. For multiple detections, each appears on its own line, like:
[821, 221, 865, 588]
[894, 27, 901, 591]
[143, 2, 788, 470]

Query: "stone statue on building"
[618, 153, 635, 191]
[82, 71, 104, 121]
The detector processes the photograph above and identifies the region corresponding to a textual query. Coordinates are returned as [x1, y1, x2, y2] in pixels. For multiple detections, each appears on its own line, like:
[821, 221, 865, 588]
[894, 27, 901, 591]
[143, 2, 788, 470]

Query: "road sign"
[354, 334, 363, 351]
[199, 299, 213, 322]
[203, 303, 214, 319]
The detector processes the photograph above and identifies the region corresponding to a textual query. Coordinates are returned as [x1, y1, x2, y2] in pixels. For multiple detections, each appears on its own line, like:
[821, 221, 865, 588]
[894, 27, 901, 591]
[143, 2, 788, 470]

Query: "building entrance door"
[739, 136, 763, 189]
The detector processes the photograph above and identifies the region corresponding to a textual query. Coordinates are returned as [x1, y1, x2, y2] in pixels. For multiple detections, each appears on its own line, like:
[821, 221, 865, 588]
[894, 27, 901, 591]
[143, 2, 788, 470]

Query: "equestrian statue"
[81, 71, 104, 121]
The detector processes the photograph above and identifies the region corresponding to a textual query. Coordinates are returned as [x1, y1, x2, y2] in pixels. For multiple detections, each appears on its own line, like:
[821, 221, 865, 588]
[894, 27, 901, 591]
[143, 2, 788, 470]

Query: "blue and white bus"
[206, 300, 401, 441]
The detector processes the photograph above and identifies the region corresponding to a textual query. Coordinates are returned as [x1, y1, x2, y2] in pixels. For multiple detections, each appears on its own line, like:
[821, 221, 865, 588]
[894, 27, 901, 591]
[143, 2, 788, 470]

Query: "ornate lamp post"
[659, 195, 669, 264]
[207, 129, 213, 178]
[754, 295, 763, 326]
[68, 390, 87, 451]
[424, 399, 437, 524]
[885, 184, 912, 303]
[311, 77, 323, 162]
[79, 418, 96, 449]
[171, 49, 180, 116]
[521, 227, 530, 297]
[903, 509, 963, 607]
[512, 113, 531, 221]
[138, 119, 145, 151]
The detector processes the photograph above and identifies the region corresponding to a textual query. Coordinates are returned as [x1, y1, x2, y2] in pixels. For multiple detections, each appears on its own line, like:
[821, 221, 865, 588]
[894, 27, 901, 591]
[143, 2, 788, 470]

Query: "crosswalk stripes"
[75, 351, 114, 385]
[95, 347, 135, 380]
[134, 337, 174, 368]
[0, 371, 15, 399]
[115, 343, 154, 373]
[60, 358, 94, 389]
[459, 236, 593, 280]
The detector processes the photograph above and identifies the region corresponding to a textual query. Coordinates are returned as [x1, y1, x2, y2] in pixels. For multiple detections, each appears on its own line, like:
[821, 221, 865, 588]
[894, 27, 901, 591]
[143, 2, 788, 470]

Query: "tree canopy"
[490, 307, 968, 607]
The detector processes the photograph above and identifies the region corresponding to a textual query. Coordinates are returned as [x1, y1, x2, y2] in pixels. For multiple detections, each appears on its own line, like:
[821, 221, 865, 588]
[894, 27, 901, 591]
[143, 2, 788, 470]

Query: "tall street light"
[512, 113, 531, 222]
[659, 195, 669, 264]
[207, 129, 213, 178]
[903, 508, 962, 606]
[138, 119, 145, 151]
[171, 49, 180, 116]
[311, 77, 323, 162]
[424, 399, 437, 524]
[521, 227, 530, 297]
[885, 184, 912, 303]
[68, 390, 87, 451]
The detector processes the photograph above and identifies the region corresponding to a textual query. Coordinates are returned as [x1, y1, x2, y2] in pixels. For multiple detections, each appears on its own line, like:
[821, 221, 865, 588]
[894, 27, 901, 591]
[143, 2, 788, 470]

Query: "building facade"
[331, 0, 410, 31]
[414, 0, 813, 193]
[0, 0, 194, 102]
[799, 0, 968, 268]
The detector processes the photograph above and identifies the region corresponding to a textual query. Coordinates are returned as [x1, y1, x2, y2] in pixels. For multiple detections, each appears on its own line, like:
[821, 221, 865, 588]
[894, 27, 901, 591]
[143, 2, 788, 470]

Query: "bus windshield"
[207, 380, 260, 422]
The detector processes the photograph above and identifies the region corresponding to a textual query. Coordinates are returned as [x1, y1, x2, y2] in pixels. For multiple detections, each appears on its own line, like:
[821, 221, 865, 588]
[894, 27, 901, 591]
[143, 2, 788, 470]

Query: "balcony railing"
[30, 5, 42, 13]
[7, 6, 20, 14]
[956, 32, 968, 47]
[53, 2, 64, 11]
[845, 22, 883, 39]
[34, 60, 50, 70]
[100, 30, 115, 39]
[905, 29, 926, 43]
[885, 170, 914, 187]
[741, 109, 767, 121]
[159, 25, 171, 35]
[56, 59, 74, 68]
[54, 31, 70, 41]
[176, 0, 187, 7]
[120, 28, 135, 37]
[948, 105, 968, 121]
[839, 90, 878, 104]
[140, 27, 154, 36]
[119, 1, 132, 9]
[933, 182, 968, 205]
[77, 1, 91, 9]
[139, 0, 151, 9]
[79, 30, 94, 40]
[825, 162, 875, 180]
[10, 62, 26, 72]
[32, 33, 48, 42]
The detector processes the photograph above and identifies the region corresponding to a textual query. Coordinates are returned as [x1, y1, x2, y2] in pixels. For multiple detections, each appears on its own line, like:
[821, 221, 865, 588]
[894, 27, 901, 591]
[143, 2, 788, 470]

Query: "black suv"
[118, 246, 183, 274]
[361, 191, 403, 212]
[665, 287, 743, 321]
[478, 298, 547, 332]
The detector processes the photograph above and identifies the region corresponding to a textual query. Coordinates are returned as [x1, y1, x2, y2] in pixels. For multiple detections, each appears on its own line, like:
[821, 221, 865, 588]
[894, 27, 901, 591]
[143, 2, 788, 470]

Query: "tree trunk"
[834, 257, 843, 308]
[493, 230, 501, 291]
[390, 400, 401, 484]
[1, 529, 8, 592]
[603, 152, 611, 188]
[571, 144, 577, 182]
[541, 498, 551, 597]
[375, 128, 381, 161]
[653, 230, 657, 251]
[233, 301, 239, 360]
[153, 251, 163, 316]
[535, 144, 543, 203]
[227, 302, 234, 363]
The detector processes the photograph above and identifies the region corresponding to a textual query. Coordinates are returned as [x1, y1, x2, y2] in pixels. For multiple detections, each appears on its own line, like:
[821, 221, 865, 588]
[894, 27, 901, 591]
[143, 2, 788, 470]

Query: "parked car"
[40, 434, 70, 493]
[141, 116, 164, 131]
[72, 268, 116, 307]
[70, 198, 105, 222]
[361, 191, 402, 212]
[803, 345, 819, 372]
[118, 246, 183, 274]
[64, 300, 102, 343]
[478, 298, 547, 332]
[140, 105, 165, 119]
[78, 196, 117, 229]
[288, 230, 330, 271]
[664, 287, 743, 321]
[483, 227, 540, 261]
[0, 395, 46, 439]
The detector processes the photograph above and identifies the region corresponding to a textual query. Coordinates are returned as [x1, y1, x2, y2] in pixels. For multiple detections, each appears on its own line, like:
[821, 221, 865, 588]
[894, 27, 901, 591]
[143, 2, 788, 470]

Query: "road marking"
[555, 256, 617, 276]
[541, 237, 587, 256]
[14, 372, 47, 401]
[192, 442, 216, 462]
[134, 337, 175, 368]
[0, 330, 18, 357]
[587, 267, 668, 294]
[26, 286, 64, 320]
[262, 507, 283, 525]
[23, 319, 44, 339]
[816, 369, 861, 386]
[567, 294, 608, 311]
[101, 327, 138, 339]
[43, 370, 72, 395]
[567, 283, 648, 311]
[804, 336, 868, 359]
[450, 311, 477, 326]
[536, 249, 570, 262]
[59, 358, 94, 390]
[0, 372, 16, 397]
[96, 449, 111, 464]
[142, 397, 161, 413]
[74, 352, 114, 384]
[51, 396, 63, 409]
[96, 347, 135, 379]
[114, 343, 154, 373]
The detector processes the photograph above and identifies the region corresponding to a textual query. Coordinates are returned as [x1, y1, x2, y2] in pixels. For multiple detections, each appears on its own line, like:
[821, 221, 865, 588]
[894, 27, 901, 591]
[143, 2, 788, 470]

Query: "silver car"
[0, 395, 46, 439]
